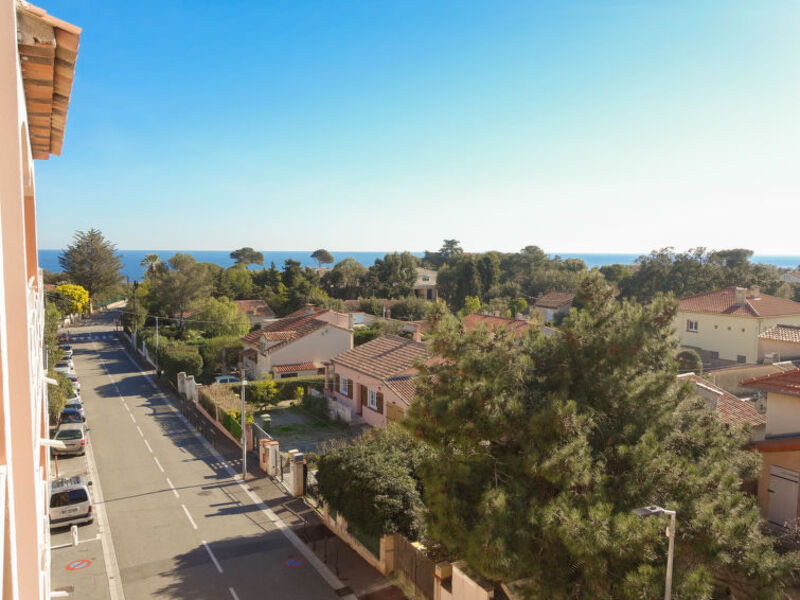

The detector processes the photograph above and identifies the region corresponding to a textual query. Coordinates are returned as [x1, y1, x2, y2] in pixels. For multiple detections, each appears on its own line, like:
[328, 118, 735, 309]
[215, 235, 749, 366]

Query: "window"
[367, 389, 378, 410]
[737, 355, 747, 363]
[710, 351, 719, 359]
[339, 377, 349, 395]
[686, 320, 698, 332]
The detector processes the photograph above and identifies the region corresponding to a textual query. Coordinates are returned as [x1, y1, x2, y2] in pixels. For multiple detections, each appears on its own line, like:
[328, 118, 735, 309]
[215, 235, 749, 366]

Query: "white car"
[65, 372, 80, 392]
[49, 476, 93, 529]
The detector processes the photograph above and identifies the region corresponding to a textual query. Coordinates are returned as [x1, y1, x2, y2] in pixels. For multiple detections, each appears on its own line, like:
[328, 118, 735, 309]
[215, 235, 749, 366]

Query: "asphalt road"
[56, 314, 342, 600]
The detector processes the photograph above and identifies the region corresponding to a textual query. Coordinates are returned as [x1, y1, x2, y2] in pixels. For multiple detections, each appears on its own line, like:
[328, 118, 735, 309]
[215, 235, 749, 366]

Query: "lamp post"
[132, 280, 139, 349]
[632, 505, 676, 600]
[240, 375, 247, 481]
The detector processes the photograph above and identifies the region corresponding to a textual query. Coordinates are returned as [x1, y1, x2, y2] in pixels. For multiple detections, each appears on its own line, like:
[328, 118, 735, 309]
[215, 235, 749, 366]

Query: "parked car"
[65, 373, 80, 391]
[59, 408, 84, 424]
[63, 401, 85, 422]
[49, 476, 93, 528]
[52, 423, 86, 456]
[53, 360, 74, 374]
[59, 345, 73, 359]
[214, 375, 241, 384]
[69, 390, 81, 403]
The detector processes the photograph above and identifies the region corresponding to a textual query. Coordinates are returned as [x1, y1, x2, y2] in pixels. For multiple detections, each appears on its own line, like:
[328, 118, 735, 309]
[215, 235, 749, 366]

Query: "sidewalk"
[124, 339, 407, 600]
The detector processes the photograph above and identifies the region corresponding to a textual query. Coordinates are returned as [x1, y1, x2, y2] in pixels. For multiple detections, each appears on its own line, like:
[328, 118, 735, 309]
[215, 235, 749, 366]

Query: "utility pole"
[240, 377, 247, 480]
[155, 315, 159, 359]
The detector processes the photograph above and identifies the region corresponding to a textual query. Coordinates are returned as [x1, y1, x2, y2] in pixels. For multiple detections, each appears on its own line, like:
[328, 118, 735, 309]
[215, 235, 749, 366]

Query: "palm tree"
[140, 254, 164, 278]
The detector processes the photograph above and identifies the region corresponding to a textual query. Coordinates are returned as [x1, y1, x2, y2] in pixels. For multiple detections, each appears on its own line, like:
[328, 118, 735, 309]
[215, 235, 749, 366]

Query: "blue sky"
[34, 1, 800, 254]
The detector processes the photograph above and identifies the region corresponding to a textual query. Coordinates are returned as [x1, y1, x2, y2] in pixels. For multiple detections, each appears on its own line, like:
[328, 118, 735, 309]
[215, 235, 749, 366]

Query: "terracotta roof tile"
[333, 335, 428, 381]
[742, 368, 800, 397]
[534, 291, 575, 309]
[462, 313, 531, 337]
[679, 373, 765, 428]
[234, 299, 275, 319]
[759, 324, 800, 344]
[386, 374, 417, 405]
[241, 307, 328, 351]
[679, 287, 800, 318]
[273, 362, 319, 373]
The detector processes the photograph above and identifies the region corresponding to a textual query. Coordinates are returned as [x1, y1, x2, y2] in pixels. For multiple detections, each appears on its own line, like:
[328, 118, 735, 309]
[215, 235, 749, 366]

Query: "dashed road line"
[165, 477, 179, 498]
[229, 587, 241, 600]
[202, 540, 223, 573]
[129, 413, 136, 423]
[143, 440, 153, 454]
[153, 456, 164, 472]
[136, 425, 144, 437]
[181, 504, 198, 530]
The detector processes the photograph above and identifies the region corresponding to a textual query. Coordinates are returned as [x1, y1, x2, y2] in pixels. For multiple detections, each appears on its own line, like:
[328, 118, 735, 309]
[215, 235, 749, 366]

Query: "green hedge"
[232, 375, 325, 404]
[160, 344, 203, 382]
[221, 410, 243, 441]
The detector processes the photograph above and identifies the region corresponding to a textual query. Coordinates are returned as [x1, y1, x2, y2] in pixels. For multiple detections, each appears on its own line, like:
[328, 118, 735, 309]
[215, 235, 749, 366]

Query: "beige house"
[742, 370, 800, 530]
[533, 291, 574, 323]
[413, 268, 438, 301]
[780, 270, 800, 284]
[1, 3, 80, 597]
[677, 286, 800, 364]
[326, 335, 428, 427]
[241, 306, 353, 379]
[758, 324, 800, 363]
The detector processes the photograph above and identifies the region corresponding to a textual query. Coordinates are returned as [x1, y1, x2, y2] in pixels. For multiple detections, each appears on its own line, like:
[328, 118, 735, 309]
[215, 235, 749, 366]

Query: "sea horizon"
[38, 249, 800, 282]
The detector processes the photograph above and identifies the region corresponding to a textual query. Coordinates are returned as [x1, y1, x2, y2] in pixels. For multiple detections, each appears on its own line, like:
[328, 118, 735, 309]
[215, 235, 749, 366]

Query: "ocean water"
[37, 249, 800, 282]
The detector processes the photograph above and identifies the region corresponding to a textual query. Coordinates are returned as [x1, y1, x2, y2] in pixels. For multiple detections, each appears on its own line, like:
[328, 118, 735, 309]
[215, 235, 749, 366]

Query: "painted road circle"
[66, 559, 91, 571]
[284, 558, 304, 568]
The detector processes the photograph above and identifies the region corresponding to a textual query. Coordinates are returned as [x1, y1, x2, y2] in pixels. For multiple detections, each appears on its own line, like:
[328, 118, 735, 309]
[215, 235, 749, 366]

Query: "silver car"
[49, 476, 93, 528]
[52, 423, 86, 456]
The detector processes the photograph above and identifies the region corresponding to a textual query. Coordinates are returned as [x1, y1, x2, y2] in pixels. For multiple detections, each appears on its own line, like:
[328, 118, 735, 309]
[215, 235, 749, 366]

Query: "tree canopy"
[405, 275, 797, 598]
[230, 247, 264, 267]
[317, 425, 432, 540]
[53, 283, 89, 315]
[192, 296, 250, 338]
[311, 249, 335, 269]
[148, 253, 212, 323]
[59, 229, 122, 300]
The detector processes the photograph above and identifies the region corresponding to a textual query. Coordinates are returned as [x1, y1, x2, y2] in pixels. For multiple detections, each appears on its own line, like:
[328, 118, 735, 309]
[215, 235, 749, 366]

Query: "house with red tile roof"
[326, 334, 429, 427]
[677, 286, 800, 365]
[742, 369, 800, 530]
[533, 291, 575, 323]
[678, 373, 764, 440]
[240, 306, 353, 379]
[233, 299, 275, 325]
[462, 313, 532, 338]
[759, 324, 800, 363]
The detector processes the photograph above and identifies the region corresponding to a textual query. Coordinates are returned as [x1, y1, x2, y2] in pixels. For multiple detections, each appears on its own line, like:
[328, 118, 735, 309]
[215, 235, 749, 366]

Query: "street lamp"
[632, 505, 676, 600]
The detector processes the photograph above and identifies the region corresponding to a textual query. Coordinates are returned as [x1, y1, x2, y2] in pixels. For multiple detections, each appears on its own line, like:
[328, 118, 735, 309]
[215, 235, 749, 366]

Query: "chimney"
[412, 327, 422, 343]
[750, 285, 761, 299]
[493, 311, 500, 317]
[734, 287, 746, 306]
[515, 312, 526, 321]
[348, 313, 354, 330]
[304, 304, 314, 316]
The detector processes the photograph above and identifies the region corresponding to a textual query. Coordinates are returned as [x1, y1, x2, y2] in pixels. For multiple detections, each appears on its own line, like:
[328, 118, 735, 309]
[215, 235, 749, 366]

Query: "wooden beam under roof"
[15, 1, 80, 159]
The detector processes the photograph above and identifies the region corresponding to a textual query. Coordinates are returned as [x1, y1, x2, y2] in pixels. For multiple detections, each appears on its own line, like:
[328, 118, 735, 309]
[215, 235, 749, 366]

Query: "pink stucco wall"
[329, 363, 408, 427]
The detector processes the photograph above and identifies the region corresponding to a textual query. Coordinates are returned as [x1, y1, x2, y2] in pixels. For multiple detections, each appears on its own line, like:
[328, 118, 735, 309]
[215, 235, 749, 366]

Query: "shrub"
[160, 344, 203, 382]
[677, 349, 703, 374]
[246, 378, 279, 409]
[198, 336, 242, 383]
[301, 393, 329, 422]
[354, 328, 381, 346]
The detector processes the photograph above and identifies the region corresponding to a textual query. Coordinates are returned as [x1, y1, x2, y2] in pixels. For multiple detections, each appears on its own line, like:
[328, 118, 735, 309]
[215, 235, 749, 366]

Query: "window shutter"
[360, 385, 368, 407]
[376, 392, 384, 414]
[347, 379, 353, 399]
[335, 374, 340, 392]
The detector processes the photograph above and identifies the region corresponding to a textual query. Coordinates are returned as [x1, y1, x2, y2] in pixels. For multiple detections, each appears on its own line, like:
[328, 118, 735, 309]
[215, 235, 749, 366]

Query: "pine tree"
[59, 229, 122, 300]
[406, 274, 797, 598]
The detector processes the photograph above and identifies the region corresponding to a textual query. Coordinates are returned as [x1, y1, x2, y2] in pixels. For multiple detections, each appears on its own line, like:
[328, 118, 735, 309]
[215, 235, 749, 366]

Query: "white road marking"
[143, 440, 153, 453]
[229, 587, 241, 600]
[181, 504, 198, 529]
[165, 477, 179, 498]
[87, 342, 127, 600]
[129, 413, 136, 423]
[117, 344, 357, 599]
[202, 540, 223, 573]
[153, 456, 164, 472]
[136, 426, 144, 437]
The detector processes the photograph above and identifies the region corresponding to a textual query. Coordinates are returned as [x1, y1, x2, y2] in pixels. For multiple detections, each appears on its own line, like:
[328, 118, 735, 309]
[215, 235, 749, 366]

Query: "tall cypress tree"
[59, 228, 122, 300]
[406, 275, 797, 598]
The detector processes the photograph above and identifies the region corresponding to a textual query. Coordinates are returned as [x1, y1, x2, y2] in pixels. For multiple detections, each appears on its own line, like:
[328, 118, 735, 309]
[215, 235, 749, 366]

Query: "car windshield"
[60, 413, 81, 423]
[50, 489, 88, 507]
[55, 430, 82, 440]
[65, 403, 81, 410]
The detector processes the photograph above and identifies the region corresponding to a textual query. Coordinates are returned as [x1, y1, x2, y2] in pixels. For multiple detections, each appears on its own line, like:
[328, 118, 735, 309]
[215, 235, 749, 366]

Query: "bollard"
[70, 525, 78, 547]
